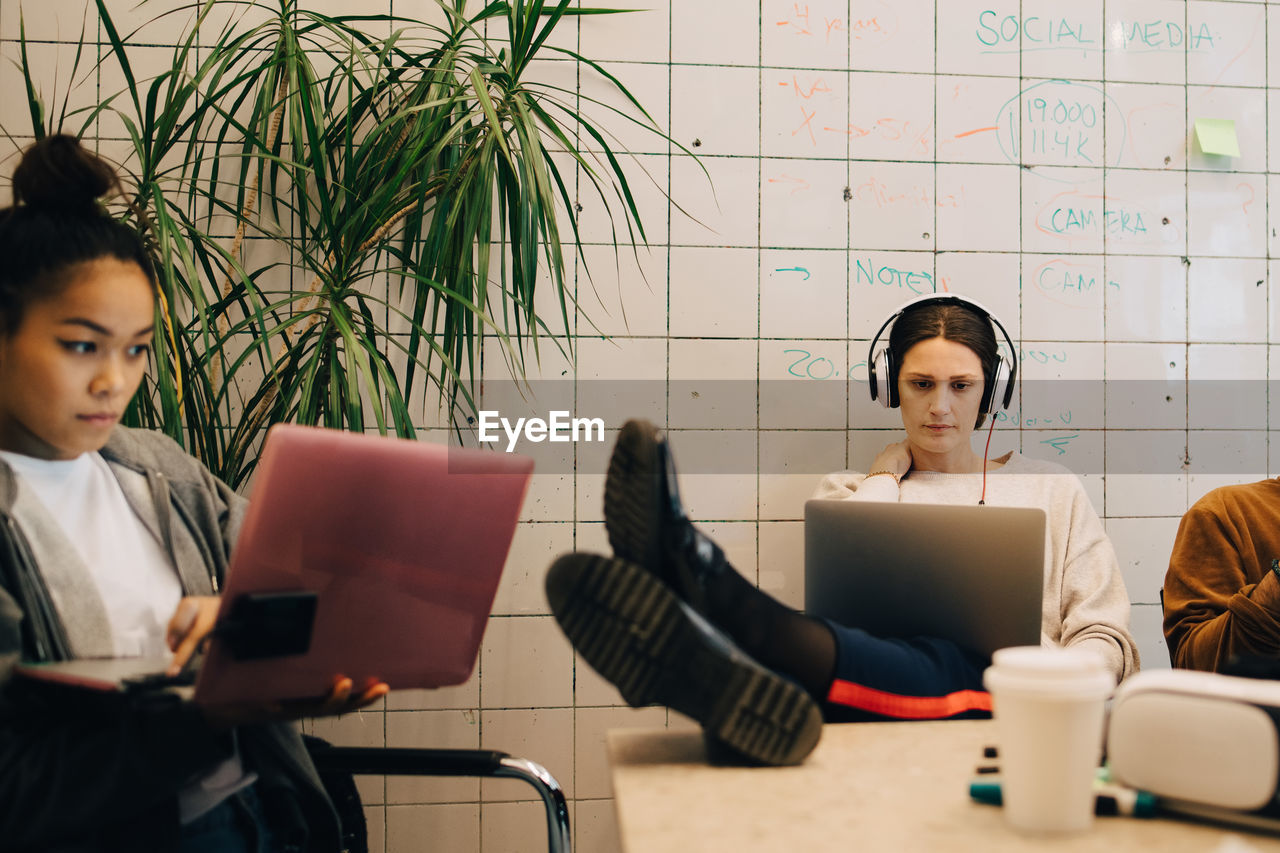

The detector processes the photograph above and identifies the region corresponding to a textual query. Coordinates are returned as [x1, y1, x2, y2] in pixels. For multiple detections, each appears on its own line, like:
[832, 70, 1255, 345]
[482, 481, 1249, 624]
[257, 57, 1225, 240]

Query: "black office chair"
[305, 738, 571, 853]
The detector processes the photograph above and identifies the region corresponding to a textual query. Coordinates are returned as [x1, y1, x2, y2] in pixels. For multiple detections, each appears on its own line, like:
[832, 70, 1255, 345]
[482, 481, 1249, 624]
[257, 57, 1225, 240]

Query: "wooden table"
[607, 719, 1280, 852]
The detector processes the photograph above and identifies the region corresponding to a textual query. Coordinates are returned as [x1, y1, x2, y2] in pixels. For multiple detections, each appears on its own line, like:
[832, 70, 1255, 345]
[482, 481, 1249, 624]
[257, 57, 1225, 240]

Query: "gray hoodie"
[0, 426, 340, 853]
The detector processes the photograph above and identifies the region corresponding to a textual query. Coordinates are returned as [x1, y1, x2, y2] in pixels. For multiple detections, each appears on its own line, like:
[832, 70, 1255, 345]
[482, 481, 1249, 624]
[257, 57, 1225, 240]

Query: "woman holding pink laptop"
[546, 294, 1138, 767]
[0, 136, 383, 852]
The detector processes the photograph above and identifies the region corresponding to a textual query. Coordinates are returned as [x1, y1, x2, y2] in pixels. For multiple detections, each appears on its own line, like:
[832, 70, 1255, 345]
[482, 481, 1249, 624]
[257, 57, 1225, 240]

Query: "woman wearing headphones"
[545, 294, 1138, 768]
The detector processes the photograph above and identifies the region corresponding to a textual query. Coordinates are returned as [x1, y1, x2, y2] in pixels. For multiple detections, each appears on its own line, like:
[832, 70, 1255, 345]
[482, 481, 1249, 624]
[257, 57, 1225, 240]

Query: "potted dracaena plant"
[6, 0, 678, 487]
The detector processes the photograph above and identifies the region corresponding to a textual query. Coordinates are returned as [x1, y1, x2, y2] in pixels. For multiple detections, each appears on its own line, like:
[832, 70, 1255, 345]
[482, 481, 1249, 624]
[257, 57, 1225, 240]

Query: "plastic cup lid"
[990, 646, 1107, 678]
[984, 646, 1113, 697]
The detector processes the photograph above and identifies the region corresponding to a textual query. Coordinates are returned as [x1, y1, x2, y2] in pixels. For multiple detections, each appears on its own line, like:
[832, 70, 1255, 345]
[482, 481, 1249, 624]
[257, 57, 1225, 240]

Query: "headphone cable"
[979, 413, 998, 505]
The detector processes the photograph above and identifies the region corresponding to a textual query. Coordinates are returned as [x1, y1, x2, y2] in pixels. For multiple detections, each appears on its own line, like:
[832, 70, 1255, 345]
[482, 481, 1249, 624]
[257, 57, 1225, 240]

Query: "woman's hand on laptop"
[301, 676, 391, 719]
[202, 677, 390, 728]
[166, 596, 220, 676]
[163, 595, 390, 727]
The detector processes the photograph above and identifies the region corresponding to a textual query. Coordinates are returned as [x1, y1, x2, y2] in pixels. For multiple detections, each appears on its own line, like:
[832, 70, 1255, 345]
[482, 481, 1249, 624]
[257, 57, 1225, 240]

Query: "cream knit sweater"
[812, 451, 1139, 682]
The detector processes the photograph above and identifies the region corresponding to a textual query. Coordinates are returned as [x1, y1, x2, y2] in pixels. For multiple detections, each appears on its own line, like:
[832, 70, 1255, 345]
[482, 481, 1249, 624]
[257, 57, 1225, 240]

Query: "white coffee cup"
[983, 646, 1114, 834]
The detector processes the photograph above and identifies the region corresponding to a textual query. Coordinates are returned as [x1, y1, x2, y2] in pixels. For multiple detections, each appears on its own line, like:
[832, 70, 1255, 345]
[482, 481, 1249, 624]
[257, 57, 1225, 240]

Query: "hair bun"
[12, 134, 119, 214]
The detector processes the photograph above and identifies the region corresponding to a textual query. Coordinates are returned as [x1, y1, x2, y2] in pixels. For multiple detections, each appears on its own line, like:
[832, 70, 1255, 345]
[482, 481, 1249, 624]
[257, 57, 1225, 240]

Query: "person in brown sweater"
[1163, 478, 1280, 671]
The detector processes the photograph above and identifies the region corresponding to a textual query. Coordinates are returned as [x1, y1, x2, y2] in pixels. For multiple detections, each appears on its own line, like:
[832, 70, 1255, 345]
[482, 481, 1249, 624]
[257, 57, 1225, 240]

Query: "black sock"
[702, 563, 837, 703]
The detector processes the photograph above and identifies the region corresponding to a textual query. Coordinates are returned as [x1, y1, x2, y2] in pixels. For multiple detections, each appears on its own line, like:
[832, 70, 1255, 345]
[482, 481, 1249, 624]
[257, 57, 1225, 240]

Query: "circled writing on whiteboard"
[1031, 258, 1121, 307]
[1048, 206, 1147, 235]
[996, 80, 1124, 172]
[1033, 190, 1179, 248]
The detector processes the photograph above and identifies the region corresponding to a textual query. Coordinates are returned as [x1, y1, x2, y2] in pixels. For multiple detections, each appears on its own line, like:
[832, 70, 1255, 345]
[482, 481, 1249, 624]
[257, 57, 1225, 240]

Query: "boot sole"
[546, 553, 822, 767]
[603, 419, 664, 572]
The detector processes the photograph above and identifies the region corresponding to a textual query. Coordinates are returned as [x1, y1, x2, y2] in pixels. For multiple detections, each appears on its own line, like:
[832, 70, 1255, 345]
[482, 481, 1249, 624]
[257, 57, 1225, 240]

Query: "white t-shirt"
[0, 451, 181, 658]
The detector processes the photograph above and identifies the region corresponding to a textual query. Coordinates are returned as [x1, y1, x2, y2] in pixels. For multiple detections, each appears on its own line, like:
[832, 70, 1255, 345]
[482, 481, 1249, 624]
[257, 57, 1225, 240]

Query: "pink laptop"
[19, 424, 533, 706]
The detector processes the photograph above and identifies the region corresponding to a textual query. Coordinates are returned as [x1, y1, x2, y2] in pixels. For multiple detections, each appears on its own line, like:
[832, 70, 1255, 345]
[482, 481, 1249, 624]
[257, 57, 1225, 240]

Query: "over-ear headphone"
[867, 293, 1017, 417]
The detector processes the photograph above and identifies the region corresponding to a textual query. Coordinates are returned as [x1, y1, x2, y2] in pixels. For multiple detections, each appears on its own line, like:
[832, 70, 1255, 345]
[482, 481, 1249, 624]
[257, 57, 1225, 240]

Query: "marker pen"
[968, 778, 1159, 817]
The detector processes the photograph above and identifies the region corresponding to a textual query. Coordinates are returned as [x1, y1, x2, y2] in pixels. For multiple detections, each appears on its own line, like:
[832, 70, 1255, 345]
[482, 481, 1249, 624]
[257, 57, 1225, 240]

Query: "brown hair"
[0, 135, 154, 333]
[888, 301, 1001, 428]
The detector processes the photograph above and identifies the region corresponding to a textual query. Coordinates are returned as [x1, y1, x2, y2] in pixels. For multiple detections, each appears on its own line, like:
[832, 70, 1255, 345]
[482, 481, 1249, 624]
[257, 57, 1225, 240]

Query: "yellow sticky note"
[1194, 118, 1241, 157]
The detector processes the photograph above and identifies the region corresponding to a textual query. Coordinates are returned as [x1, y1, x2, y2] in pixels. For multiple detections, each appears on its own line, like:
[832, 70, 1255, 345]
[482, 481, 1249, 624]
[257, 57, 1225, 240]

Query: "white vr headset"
[1108, 669, 1280, 817]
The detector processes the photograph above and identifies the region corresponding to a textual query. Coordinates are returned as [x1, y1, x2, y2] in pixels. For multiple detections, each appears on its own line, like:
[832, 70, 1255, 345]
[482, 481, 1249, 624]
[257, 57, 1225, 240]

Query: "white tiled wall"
[9, 1, 1280, 850]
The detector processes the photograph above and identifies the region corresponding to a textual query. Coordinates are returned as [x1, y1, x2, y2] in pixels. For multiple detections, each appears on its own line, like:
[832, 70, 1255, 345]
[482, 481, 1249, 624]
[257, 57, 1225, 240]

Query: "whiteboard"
[563, 0, 1280, 672]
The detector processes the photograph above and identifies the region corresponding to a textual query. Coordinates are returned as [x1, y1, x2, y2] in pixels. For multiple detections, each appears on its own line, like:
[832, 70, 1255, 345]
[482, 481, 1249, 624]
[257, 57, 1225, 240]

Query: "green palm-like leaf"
[6, 0, 685, 487]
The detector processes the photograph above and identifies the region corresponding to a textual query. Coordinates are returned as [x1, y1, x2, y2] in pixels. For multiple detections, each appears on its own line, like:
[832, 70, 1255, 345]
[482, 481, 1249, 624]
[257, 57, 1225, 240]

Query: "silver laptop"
[804, 500, 1045, 658]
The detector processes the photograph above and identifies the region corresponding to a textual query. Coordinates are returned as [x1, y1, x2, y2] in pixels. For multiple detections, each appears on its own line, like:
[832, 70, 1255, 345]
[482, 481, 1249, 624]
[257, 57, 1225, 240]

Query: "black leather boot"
[545, 552, 822, 766]
[604, 419, 732, 614]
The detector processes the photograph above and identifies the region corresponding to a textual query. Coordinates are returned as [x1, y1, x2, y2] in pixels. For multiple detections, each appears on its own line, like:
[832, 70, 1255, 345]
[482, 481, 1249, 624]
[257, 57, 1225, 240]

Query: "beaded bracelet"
[865, 470, 901, 485]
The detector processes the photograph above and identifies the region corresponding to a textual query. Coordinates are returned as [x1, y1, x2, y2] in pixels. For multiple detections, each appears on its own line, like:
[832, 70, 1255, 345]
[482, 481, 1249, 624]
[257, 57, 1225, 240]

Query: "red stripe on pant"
[826, 679, 992, 719]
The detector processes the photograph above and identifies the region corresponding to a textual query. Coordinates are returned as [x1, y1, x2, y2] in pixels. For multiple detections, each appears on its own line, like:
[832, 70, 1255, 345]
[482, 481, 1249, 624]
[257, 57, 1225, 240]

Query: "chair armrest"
[307, 746, 571, 853]
[307, 745, 507, 777]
